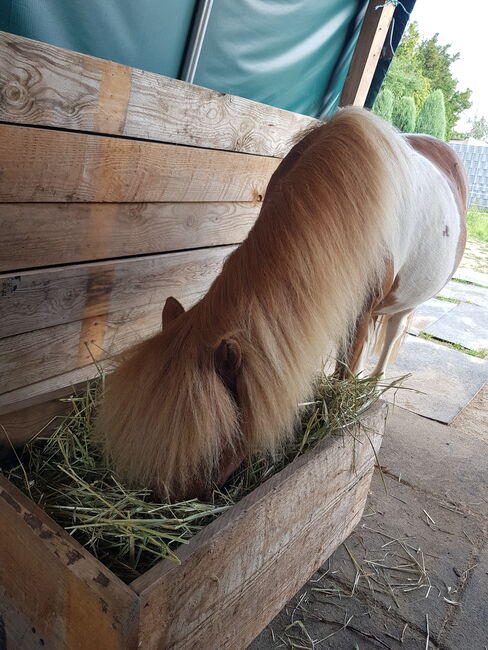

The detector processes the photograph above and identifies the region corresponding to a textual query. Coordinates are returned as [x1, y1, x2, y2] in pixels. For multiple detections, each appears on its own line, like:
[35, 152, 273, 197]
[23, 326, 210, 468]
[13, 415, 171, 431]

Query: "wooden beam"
[339, 1, 395, 107]
[132, 403, 386, 648]
[0, 245, 235, 397]
[0, 124, 280, 203]
[0, 202, 258, 272]
[0, 31, 318, 158]
[0, 246, 234, 338]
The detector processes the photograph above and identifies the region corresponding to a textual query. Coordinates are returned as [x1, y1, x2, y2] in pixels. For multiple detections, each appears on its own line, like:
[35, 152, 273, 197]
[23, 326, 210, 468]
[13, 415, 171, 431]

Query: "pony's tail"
[372, 312, 414, 363]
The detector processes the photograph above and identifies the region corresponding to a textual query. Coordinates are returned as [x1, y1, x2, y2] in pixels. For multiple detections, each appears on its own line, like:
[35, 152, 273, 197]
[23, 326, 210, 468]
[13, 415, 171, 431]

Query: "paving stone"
[441, 542, 488, 650]
[410, 298, 457, 336]
[323, 471, 485, 642]
[375, 335, 488, 423]
[249, 576, 433, 649]
[437, 280, 488, 309]
[453, 267, 488, 287]
[381, 407, 488, 518]
[424, 302, 488, 351]
[249, 469, 484, 649]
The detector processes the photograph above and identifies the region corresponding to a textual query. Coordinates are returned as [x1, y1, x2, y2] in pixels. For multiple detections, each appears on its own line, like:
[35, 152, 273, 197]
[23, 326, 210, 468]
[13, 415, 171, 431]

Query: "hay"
[2, 371, 405, 583]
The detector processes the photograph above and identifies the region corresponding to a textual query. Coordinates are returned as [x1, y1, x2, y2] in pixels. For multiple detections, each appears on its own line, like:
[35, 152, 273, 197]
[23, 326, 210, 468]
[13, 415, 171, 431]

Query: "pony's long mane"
[97, 108, 411, 497]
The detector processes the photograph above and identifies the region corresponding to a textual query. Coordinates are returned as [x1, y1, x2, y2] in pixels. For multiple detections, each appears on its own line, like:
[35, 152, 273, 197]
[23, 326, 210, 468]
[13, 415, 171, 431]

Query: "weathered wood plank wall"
[0, 31, 314, 156]
[0, 31, 319, 437]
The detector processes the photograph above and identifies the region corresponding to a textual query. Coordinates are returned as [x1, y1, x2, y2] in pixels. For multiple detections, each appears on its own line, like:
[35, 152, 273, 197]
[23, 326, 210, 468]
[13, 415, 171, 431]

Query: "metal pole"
[180, 0, 214, 83]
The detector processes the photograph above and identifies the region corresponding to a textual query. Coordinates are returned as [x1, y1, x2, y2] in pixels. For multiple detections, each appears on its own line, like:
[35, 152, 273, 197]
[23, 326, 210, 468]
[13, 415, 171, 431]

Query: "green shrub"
[416, 89, 446, 139]
[392, 96, 416, 132]
[372, 88, 394, 122]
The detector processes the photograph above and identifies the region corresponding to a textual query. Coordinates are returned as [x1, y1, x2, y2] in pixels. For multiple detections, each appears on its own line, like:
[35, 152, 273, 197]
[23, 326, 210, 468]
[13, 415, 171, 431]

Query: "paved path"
[378, 267, 488, 424]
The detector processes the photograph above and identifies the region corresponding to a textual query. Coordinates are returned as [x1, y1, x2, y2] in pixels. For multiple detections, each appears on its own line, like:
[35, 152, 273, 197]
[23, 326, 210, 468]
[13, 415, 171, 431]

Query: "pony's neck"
[196, 108, 404, 452]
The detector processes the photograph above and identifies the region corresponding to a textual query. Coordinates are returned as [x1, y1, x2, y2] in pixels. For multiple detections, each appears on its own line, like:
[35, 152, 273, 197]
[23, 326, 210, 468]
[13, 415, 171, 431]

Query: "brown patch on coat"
[406, 134, 467, 276]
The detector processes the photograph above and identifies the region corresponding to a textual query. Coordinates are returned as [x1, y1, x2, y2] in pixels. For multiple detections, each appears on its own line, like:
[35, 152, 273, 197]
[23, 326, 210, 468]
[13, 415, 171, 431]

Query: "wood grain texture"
[0, 396, 71, 448]
[0, 286, 215, 396]
[0, 366, 107, 416]
[0, 31, 318, 157]
[0, 476, 139, 650]
[0, 245, 234, 338]
[0, 124, 280, 203]
[339, 0, 395, 107]
[132, 402, 387, 649]
[0, 401, 385, 649]
[0, 202, 259, 271]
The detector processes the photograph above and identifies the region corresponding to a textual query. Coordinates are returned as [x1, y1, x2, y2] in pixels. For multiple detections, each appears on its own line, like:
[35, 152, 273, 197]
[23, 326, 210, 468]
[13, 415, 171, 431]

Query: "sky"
[409, 0, 487, 130]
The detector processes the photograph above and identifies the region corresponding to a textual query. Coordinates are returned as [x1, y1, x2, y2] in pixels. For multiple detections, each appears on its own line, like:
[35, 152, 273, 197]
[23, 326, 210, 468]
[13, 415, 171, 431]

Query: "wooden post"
[339, 0, 396, 107]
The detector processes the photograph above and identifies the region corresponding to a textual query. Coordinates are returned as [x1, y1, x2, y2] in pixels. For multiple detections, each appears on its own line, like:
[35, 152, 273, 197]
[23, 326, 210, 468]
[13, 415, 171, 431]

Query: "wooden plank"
[0, 245, 233, 338]
[0, 366, 106, 416]
[0, 396, 72, 449]
[0, 281, 218, 396]
[0, 202, 258, 272]
[0, 124, 280, 203]
[0, 475, 139, 649]
[132, 402, 386, 649]
[339, 0, 395, 107]
[0, 31, 318, 157]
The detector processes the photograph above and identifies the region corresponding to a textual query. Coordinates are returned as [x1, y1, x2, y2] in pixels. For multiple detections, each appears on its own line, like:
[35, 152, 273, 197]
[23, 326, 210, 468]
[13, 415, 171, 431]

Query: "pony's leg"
[353, 316, 377, 376]
[336, 311, 373, 378]
[372, 308, 414, 377]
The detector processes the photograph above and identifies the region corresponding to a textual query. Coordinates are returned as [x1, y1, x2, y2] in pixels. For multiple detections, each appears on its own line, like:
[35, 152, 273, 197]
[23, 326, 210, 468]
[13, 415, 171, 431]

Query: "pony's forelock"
[96, 320, 240, 498]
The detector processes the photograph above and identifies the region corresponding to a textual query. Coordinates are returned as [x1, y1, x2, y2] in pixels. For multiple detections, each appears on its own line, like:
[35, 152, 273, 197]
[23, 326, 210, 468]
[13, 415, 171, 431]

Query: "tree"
[415, 33, 471, 140]
[392, 96, 416, 132]
[379, 22, 471, 139]
[372, 88, 394, 122]
[468, 115, 488, 142]
[416, 89, 446, 140]
[383, 23, 431, 110]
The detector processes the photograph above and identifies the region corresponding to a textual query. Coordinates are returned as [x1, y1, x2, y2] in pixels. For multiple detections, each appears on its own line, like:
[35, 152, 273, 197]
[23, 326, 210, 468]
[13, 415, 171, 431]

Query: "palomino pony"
[97, 107, 467, 499]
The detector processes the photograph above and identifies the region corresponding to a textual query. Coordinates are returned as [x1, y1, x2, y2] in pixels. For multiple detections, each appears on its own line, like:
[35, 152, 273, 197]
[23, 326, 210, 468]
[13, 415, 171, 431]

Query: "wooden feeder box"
[1, 403, 386, 649]
[0, 8, 393, 646]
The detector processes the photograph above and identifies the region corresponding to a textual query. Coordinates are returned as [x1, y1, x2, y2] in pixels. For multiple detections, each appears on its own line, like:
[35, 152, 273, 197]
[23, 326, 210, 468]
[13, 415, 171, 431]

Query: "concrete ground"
[250, 259, 488, 649]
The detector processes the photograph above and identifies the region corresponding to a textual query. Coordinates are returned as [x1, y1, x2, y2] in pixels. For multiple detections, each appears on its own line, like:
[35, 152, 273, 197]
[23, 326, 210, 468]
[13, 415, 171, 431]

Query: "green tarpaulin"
[1, 0, 367, 118]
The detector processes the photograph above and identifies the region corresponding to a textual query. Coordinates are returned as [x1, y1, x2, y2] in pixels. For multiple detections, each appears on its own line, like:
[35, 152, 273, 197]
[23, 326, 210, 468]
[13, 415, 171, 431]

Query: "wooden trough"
[0, 17, 392, 648]
[1, 403, 386, 649]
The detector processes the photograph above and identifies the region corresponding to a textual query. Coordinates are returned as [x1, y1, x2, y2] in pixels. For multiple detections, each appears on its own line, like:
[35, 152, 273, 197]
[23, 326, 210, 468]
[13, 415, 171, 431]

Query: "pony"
[96, 107, 467, 499]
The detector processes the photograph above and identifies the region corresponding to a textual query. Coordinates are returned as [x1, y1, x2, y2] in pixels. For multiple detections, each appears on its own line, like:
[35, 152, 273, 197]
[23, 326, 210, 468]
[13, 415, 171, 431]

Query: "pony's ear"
[214, 338, 242, 386]
[162, 296, 185, 329]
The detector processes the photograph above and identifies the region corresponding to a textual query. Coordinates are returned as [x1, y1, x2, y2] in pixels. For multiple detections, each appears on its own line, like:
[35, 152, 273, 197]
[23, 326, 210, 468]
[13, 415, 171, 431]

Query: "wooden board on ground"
[0, 125, 280, 203]
[0, 401, 386, 649]
[0, 202, 258, 272]
[0, 31, 318, 158]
